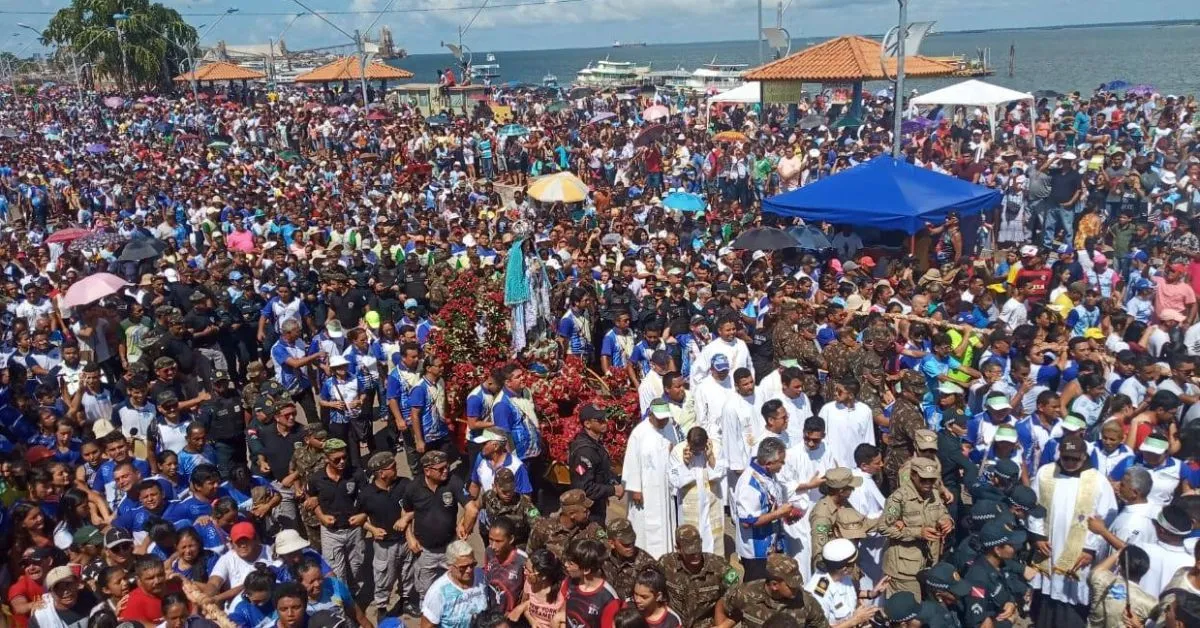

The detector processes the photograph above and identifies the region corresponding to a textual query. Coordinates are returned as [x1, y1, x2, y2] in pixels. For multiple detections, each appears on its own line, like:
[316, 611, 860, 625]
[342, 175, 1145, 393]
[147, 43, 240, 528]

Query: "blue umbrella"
[1104, 79, 1130, 91]
[85, 143, 108, 155]
[662, 191, 707, 213]
[498, 124, 530, 138]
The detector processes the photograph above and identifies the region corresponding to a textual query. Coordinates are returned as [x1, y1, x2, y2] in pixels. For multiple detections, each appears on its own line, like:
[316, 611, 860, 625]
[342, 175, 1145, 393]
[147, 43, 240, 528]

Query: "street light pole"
[270, 12, 306, 83]
[160, 28, 200, 101]
[17, 24, 113, 107]
[113, 13, 130, 91]
[891, 0, 907, 157]
[288, 0, 396, 105]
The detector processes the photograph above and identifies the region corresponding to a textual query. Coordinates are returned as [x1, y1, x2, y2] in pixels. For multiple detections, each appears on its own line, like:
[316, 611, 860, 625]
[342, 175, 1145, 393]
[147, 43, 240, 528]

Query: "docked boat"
[645, 67, 693, 91]
[575, 58, 651, 88]
[689, 57, 748, 92]
[470, 53, 501, 81]
[541, 73, 559, 87]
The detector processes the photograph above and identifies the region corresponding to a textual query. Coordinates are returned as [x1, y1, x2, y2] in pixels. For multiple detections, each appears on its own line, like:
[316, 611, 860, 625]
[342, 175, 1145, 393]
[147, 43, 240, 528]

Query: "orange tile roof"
[744, 35, 958, 82]
[173, 61, 265, 82]
[293, 56, 414, 83]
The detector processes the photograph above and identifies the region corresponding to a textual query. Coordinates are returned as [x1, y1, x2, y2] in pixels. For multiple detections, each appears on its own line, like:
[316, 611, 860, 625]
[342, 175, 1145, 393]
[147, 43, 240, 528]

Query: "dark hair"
[803, 416, 826, 434]
[98, 566, 127, 597]
[633, 566, 668, 604]
[854, 444, 880, 466]
[471, 611, 511, 628]
[295, 556, 324, 579]
[1035, 390, 1058, 408]
[88, 610, 120, 628]
[760, 399, 783, 423]
[564, 538, 607, 573]
[132, 554, 165, 577]
[155, 450, 177, 465]
[614, 606, 649, 628]
[780, 366, 803, 387]
[686, 426, 708, 451]
[160, 592, 189, 616]
[212, 497, 239, 520]
[661, 371, 682, 390]
[1121, 545, 1151, 582]
[59, 488, 90, 530]
[190, 464, 220, 488]
[489, 516, 516, 540]
[274, 581, 308, 608]
[527, 549, 565, 603]
[135, 479, 163, 500]
[244, 565, 276, 595]
[733, 367, 753, 382]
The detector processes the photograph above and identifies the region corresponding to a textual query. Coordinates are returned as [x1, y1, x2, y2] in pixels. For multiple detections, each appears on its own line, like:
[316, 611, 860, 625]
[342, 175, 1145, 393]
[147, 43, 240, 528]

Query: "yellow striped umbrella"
[527, 171, 590, 203]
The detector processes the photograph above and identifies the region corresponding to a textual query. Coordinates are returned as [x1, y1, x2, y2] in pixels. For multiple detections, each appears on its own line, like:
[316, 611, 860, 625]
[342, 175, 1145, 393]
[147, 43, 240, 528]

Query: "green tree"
[41, 0, 197, 91]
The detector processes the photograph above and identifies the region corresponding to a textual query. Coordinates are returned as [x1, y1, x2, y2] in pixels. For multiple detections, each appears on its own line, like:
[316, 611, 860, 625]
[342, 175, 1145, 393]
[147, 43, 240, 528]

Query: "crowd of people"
[0, 67, 1198, 628]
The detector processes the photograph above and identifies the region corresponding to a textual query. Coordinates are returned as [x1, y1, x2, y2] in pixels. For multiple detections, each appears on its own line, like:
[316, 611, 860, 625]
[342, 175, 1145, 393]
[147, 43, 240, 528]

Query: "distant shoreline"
[400, 18, 1200, 56]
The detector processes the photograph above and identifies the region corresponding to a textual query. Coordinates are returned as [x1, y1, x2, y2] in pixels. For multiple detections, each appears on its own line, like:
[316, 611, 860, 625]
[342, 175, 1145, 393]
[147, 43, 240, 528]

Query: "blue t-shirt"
[406, 378, 449, 443]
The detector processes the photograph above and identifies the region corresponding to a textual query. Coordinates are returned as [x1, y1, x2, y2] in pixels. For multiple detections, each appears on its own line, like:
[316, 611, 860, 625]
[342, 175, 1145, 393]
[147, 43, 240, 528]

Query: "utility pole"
[113, 13, 130, 91]
[891, 0, 907, 157]
[756, 0, 763, 64]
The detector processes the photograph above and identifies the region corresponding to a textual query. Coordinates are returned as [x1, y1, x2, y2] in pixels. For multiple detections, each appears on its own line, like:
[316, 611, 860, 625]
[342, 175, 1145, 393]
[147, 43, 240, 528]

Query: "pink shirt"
[226, 229, 254, 252]
[1153, 275, 1196, 319]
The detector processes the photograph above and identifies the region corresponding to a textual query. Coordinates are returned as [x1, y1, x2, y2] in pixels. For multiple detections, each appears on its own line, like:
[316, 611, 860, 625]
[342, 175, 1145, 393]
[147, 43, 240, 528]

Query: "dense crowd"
[0, 73, 1198, 628]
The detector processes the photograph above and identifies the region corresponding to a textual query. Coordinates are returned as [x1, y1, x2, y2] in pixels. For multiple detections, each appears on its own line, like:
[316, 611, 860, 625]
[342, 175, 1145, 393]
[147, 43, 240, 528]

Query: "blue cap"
[1133, 278, 1154, 291]
[711, 354, 730, 371]
[1130, 250, 1149, 263]
[229, 270, 243, 281]
[1057, 244, 1074, 254]
[404, 298, 419, 309]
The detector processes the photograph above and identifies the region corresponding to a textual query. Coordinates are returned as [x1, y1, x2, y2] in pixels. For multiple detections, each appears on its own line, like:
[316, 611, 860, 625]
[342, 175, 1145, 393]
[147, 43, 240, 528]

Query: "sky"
[1, 0, 1197, 56]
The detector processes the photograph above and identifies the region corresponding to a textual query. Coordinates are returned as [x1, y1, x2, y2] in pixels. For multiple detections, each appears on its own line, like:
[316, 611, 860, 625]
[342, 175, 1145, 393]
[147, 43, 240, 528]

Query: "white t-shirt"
[211, 545, 274, 591]
[420, 571, 490, 628]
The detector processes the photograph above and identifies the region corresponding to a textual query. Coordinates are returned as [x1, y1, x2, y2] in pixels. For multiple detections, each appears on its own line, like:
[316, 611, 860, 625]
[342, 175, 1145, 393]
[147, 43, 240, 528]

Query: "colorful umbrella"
[365, 110, 391, 121]
[713, 130, 748, 143]
[588, 112, 617, 125]
[1129, 84, 1155, 96]
[46, 228, 94, 245]
[61, 273, 129, 308]
[208, 141, 230, 150]
[85, 143, 109, 155]
[527, 171, 589, 203]
[662, 192, 706, 212]
[643, 105, 669, 121]
[103, 96, 124, 109]
[498, 124, 530, 138]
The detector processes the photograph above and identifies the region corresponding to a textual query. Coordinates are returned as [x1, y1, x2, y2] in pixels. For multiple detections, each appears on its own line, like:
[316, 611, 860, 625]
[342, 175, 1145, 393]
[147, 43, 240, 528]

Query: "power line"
[0, 0, 585, 17]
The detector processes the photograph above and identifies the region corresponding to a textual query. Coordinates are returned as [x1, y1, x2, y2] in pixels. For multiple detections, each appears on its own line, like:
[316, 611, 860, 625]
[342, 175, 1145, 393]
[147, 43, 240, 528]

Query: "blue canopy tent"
[763, 156, 1002, 235]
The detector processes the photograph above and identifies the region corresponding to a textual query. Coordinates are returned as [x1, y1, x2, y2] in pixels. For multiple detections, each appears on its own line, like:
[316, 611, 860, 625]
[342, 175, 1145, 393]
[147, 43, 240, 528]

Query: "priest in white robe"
[849, 445, 887, 590]
[668, 425, 727, 554]
[624, 398, 683, 559]
[638, 350, 671, 415]
[721, 368, 762, 495]
[692, 355, 734, 442]
[1028, 434, 1118, 628]
[771, 370, 814, 445]
[690, 320, 753, 387]
[777, 415, 837, 581]
[818, 380, 875, 469]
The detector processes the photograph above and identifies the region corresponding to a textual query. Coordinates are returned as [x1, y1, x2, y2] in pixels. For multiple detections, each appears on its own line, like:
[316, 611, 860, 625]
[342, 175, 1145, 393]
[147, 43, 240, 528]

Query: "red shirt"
[7, 575, 44, 628]
[119, 582, 181, 624]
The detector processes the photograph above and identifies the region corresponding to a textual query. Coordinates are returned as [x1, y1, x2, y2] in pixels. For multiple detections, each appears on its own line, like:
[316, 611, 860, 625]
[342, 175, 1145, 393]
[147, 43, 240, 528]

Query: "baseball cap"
[579, 404, 608, 423]
[675, 525, 702, 554]
[366, 452, 396, 473]
[985, 395, 1012, 411]
[765, 554, 804, 590]
[404, 298, 419, 309]
[911, 457, 939, 479]
[608, 518, 637, 544]
[824, 467, 862, 490]
[993, 425, 1019, 443]
[923, 563, 972, 596]
[834, 508, 870, 540]
[493, 467, 516, 492]
[104, 527, 133, 548]
[884, 592, 920, 623]
[559, 488, 593, 511]
[979, 520, 1027, 548]
[1140, 436, 1169, 455]
[649, 401, 673, 420]
[421, 450, 449, 468]
[937, 382, 964, 396]
[322, 438, 347, 453]
[472, 429, 507, 444]
[991, 459, 1021, 480]
[72, 526, 102, 547]
[914, 430, 938, 451]
[230, 521, 257, 543]
[45, 566, 78, 589]
[711, 354, 730, 371]
[1007, 485, 1047, 517]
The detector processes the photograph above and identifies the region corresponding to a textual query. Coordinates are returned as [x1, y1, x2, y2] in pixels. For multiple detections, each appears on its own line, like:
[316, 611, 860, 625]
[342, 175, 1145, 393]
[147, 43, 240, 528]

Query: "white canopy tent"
[910, 79, 1035, 137]
[707, 81, 762, 104]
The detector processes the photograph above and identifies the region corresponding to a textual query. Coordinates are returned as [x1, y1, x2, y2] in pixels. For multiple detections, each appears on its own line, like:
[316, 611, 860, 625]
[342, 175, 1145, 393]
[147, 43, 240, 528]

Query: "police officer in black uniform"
[970, 458, 1020, 504]
[599, 278, 636, 341]
[567, 403, 622, 524]
[937, 413, 978, 527]
[962, 521, 1026, 628]
[197, 370, 247, 478]
[920, 562, 969, 628]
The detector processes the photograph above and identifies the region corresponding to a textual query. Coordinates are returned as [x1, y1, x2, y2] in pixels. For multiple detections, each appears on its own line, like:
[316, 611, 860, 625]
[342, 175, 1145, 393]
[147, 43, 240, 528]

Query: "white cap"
[325, 320, 345, 339]
[274, 528, 311, 555]
[937, 382, 964, 396]
[822, 538, 857, 563]
[328, 355, 349, 368]
[472, 429, 507, 444]
[986, 396, 1012, 411]
[1060, 151, 1078, 160]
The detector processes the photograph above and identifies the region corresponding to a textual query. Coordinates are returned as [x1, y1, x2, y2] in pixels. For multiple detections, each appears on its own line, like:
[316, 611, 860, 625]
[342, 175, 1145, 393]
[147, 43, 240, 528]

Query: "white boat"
[575, 58, 650, 88]
[541, 73, 559, 87]
[646, 66, 693, 91]
[689, 57, 747, 91]
[470, 53, 501, 81]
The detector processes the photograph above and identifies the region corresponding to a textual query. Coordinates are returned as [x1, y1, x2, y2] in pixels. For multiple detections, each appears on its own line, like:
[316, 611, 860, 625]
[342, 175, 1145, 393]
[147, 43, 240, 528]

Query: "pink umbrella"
[103, 96, 124, 109]
[61, 273, 129, 308]
[46, 228, 93, 244]
[643, 105, 669, 121]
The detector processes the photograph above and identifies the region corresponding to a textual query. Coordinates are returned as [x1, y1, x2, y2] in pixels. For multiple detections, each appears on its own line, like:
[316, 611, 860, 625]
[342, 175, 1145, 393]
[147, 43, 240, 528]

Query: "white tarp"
[707, 82, 761, 104]
[911, 79, 1033, 107]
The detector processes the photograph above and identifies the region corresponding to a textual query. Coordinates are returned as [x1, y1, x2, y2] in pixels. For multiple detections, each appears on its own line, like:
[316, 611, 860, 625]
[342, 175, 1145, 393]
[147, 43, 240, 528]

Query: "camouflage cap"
[420, 450, 449, 468]
[246, 362, 266, 376]
[675, 524, 702, 554]
[153, 356, 177, 370]
[914, 429, 938, 451]
[302, 423, 327, 439]
[493, 467, 516, 492]
[255, 395, 279, 416]
[824, 467, 862, 490]
[765, 554, 804, 590]
[911, 457, 939, 479]
[558, 488, 594, 511]
[322, 438, 347, 453]
[899, 371, 927, 391]
[366, 451, 396, 473]
[834, 508, 870, 540]
[608, 518, 636, 544]
[155, 390, 179, 406]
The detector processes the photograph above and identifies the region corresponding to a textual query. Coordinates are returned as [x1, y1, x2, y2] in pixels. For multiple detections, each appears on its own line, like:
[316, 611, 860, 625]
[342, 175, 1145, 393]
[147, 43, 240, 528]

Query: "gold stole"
[1036, 464, 1100, 575]
[674, 442, 725, 544]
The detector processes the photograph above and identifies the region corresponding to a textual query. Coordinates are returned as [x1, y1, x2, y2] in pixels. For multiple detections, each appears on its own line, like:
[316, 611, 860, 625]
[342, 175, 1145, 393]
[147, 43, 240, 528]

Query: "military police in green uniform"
[809, 468, 877, 571]
[660, 525, 739, 628]
[882, 457, 953, 599]
[963, 521, 1027, 628]
[715, 554, 830, 628]
[602, 518, 656, 600]
[527, 488, 607, 559]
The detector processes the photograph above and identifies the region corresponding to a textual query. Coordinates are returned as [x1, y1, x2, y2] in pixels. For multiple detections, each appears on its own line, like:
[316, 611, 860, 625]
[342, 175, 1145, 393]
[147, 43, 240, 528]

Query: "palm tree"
[41, 0, 197, 91]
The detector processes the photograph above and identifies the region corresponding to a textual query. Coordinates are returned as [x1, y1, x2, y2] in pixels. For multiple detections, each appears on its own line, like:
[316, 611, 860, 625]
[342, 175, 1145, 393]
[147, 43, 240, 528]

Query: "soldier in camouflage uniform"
[527, 488, 607, 559]
[884, 371, 928, 492]
[602, 518, 656, 600]
[473, 467, 540, 547]
[770, 303, 806, 362]
[659, 525, 739, 628]
[716, 554, 830, 628]
[290, 423, 328, 550]
[792, 320, 825, 399]
[881, 457, 953, 599]
[240, 362, 269, 416]
[820, 327, 860, 405]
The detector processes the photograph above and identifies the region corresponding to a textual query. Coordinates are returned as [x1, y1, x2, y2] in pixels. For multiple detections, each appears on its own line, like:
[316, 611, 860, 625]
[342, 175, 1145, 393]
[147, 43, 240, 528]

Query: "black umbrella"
[1033, 89, 1063, 100]
[117, 237, 165, 262]
[797, 113, 826, 130]
[633, 123, 667, 148]
[569, 87, 594, 99]
[731, 227, 801, 251]
[787, 225, 833, 250]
